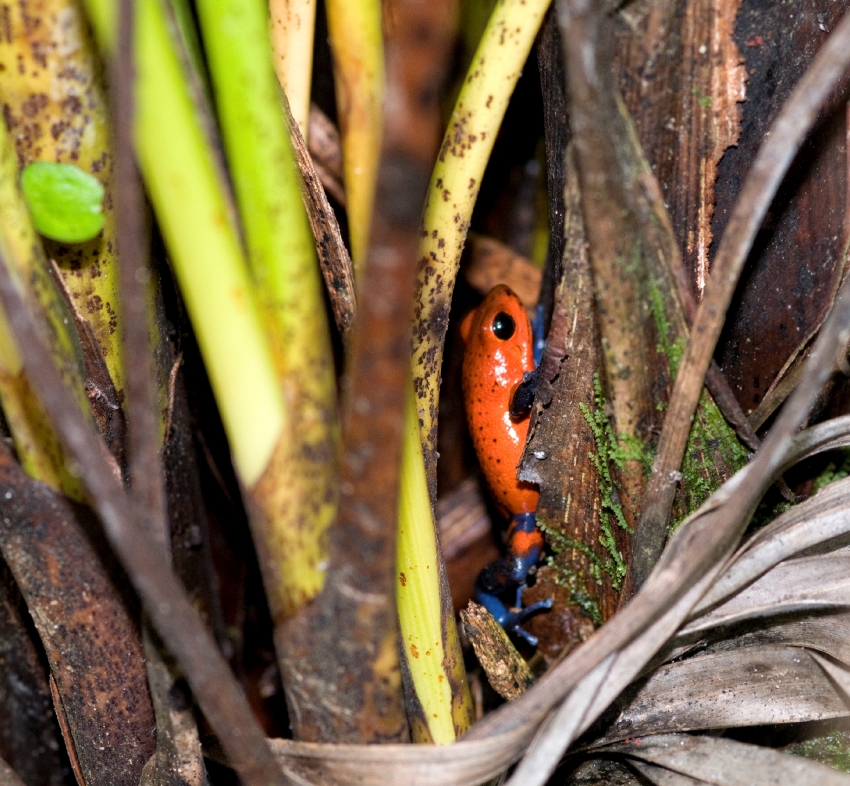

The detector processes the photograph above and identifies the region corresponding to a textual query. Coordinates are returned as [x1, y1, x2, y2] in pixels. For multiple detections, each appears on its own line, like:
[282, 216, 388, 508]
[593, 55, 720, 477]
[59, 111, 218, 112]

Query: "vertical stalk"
[270, 0, 316, 138]
[0, 0, 126, 400]
[397, 0, 549, 737]
[411, 0, 552, 481]
[0, 119, 90, 501]
[325, 0, 385, 275]
[397, 386, 472, 742]
[84, 0, 288, 487]
[196, 0, 339, 627]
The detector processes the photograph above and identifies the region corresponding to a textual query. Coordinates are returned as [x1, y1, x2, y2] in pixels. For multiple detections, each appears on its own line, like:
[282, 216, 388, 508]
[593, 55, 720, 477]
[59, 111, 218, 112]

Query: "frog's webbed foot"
[474, 583, 553, 647]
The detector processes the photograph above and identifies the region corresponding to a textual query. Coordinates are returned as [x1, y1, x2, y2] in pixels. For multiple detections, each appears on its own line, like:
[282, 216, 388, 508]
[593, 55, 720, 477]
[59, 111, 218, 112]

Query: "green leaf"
[21, 162, 105, 243]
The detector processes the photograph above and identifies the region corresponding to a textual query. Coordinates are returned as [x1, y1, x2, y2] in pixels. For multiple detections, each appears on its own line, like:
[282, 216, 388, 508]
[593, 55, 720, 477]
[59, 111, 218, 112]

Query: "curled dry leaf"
[697, 466, 850, 613]
[286, 96, 356, 342]
[810, 650, 850, 702]
[595, 644, 848, 745]
[268, 733, 525, 786]
[604, 733, 850, 786]
[684, 554, 850, 635]
[308, 104, 346, 205]
[685, 611, 850, 666]
[503, 655, 616, 786]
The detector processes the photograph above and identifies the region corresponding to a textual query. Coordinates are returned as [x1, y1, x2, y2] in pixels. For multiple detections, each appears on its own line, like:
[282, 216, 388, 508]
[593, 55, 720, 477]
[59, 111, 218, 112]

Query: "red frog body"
[460, 284, 539, 516]
[460, 284, 551, 645]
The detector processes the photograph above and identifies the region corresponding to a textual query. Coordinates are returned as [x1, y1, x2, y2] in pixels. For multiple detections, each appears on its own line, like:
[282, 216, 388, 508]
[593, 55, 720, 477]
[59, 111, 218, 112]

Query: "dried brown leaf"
[504, 656, 615, 786]
[0, 562, 67, 785]
[697, 467, 850, 614]
[268, 733, 526, 786]
[596, 645, 847, 744]
[628, 761, 708, 786]
[810, 650, 850, 703]
[684, 554, 850, 635]
[460, 602, 533, 701]
[605, 733, 850, 786]
[0, 447, 156, 786]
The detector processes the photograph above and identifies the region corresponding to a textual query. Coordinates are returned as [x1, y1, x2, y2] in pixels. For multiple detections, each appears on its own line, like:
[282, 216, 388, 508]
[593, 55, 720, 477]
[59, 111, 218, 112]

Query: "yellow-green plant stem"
[396, 0, 548, 740]
[411, 0, 551, 455]
[196, 0, 338, 616]
[0, 120, 89, 500]
[0, 0, 127, 397]
[324, 0, 384, 276]
[270, 0, 316, 139]
[83, 0, 285, 487]
[397, 385, 466, 744]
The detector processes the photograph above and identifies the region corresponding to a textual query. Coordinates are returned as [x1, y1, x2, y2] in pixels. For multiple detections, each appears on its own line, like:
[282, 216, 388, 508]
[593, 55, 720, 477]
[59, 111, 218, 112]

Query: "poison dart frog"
[460, 284, 552, 646]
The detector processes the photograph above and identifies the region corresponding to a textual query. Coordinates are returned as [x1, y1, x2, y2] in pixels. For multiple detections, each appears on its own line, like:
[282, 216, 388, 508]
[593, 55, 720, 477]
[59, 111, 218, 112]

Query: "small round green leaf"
[21, 162, 105, 243]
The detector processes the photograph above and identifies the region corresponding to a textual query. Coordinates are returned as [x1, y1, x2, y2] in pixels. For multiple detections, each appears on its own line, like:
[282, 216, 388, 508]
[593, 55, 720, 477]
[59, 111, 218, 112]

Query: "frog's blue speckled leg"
[474, 513, 553, 646]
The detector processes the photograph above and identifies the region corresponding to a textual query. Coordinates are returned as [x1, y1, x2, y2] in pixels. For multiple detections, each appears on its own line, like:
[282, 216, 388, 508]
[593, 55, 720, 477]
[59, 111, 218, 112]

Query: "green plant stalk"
[196, 0, 338, 617]
[82, 0, 286, 487]
[324, 0, 384, 276]
[411, 0, 551, 462]
[0, 118, 90, 501]
[397, 0, 549, 742]
[397, 384, 471, 744]
[270, 0, 316, 139]
[0, 0, 128, 398]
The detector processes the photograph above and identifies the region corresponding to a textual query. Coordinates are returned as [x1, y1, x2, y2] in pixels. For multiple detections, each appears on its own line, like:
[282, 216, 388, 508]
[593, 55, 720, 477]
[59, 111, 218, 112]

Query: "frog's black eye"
[492, 312, 515, 340]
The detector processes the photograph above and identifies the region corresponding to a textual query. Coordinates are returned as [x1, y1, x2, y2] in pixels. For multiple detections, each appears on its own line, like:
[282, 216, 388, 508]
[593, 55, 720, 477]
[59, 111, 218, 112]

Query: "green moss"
[648, 279, 685, 376]
[546, 374, 650, 591]
[673, 388, 750, 528]
[648, 277, 748, 528]
[789, 730, 850, 774]
[811, 448, 850, 494]
[692, 86, 713, 108]
[536, 519, 604, 625]
[543, 275, 750, 599]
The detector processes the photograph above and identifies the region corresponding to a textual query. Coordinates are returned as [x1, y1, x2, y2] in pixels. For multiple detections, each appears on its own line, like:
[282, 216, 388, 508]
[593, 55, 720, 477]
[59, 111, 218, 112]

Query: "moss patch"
[539, 374, 645, 596]
[812, 448, 850, 494]
[789, 730, 850, 774]
[649, 278, 749, 528]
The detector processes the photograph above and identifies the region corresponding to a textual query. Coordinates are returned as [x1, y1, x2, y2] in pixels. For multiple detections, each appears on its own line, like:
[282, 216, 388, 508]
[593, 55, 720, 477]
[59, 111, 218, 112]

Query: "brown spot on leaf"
[21, 92, 47, 117]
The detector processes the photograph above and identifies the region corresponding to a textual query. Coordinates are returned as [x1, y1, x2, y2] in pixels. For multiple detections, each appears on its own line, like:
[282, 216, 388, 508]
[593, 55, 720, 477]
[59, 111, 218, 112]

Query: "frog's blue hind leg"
[474, 586, 553, 647]
[474, 513, 553, 647]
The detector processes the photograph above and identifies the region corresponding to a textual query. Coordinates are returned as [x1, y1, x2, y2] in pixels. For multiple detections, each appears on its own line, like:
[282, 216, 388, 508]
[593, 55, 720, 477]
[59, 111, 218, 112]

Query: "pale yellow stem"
[324, 0, 385, 275]
[270, 0, 317, 139]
